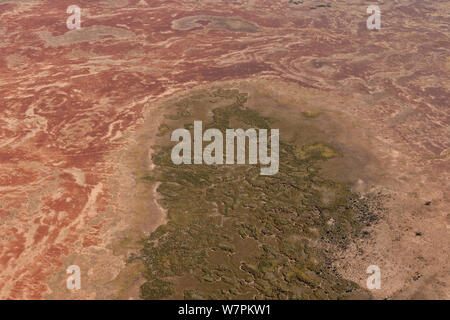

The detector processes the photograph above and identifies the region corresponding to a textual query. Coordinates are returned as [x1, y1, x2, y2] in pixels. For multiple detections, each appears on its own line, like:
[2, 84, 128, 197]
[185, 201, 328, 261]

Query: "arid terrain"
[0, 0, 448, 300]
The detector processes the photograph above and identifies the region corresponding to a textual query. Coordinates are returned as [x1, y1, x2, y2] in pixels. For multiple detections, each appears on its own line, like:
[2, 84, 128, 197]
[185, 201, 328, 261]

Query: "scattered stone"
[412, 272, 422, 281]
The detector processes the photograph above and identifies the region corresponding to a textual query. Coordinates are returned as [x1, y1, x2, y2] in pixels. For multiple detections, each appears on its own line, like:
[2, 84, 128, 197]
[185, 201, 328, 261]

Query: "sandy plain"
[0, 0, 448, 299]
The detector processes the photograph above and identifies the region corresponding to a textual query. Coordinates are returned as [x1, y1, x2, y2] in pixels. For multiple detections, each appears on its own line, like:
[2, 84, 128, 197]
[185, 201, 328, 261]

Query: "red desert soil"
[0, 0, 448, 299]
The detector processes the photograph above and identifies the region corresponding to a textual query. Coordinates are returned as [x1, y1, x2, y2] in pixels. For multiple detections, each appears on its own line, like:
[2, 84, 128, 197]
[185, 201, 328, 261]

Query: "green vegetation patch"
[132, 88, 377, 300]
[295, 143, 341, 161]
[301, 111, 322, 118]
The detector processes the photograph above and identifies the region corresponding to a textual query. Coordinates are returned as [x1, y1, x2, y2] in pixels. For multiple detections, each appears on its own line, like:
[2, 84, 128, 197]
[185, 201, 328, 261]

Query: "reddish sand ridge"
[0, 0, 448, 299]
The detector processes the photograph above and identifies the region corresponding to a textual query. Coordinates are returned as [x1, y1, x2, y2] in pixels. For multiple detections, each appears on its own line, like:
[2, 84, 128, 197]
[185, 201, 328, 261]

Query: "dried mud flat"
[0, 0, 448, 299]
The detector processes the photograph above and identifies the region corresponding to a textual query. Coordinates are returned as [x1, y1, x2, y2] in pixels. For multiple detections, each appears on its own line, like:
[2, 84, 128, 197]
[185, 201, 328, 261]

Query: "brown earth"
[0, 0, 448, 299]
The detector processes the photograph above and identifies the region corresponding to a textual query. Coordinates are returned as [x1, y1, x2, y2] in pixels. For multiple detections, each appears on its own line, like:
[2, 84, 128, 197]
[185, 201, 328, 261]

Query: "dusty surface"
[0, 0, 448, 299]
